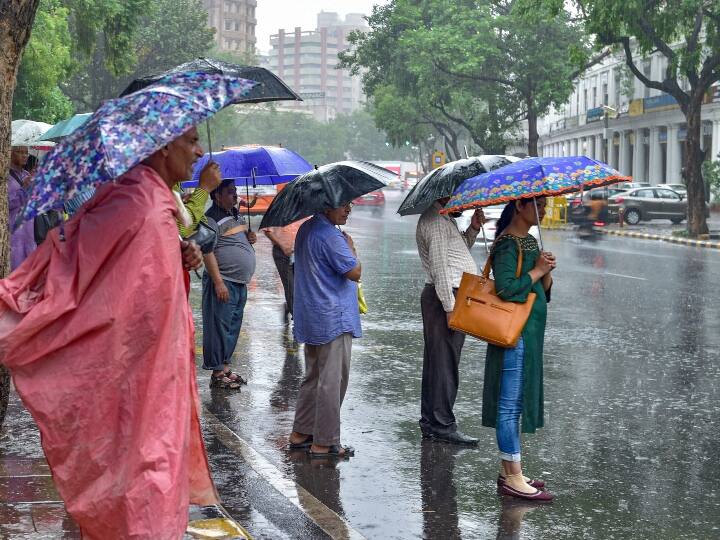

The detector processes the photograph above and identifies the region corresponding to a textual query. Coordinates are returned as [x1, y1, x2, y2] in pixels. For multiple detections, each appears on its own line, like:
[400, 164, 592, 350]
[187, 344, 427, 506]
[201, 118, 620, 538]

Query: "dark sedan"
[607, 186, 708, 225]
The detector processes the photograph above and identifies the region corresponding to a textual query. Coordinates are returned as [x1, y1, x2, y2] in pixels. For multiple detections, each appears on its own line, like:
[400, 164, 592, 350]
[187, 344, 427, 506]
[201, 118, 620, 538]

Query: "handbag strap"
[481, 236, 524, 279]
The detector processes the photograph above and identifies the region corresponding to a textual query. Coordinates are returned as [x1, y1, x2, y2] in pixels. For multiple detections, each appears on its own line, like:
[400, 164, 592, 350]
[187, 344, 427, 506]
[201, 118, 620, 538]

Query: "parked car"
[353, 189, 386, 206]
[616, 181, 651, 190]
[607, 186, 708, 225]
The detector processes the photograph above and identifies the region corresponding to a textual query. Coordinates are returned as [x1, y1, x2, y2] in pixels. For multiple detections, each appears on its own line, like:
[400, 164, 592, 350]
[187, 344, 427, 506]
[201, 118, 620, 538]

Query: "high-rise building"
[202, 0, 257, 54]
[267, 11, 369, 122]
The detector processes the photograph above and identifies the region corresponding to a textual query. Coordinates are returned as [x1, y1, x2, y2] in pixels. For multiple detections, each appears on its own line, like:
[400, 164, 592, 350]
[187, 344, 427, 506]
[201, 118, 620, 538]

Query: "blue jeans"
[202, 273, 248, 371]
[496, 338, 524, 462]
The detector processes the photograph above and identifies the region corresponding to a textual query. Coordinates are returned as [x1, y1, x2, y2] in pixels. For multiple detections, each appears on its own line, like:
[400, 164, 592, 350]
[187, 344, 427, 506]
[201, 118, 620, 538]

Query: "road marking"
[604, 272, 647, 281]
[203, 408, 367, 540]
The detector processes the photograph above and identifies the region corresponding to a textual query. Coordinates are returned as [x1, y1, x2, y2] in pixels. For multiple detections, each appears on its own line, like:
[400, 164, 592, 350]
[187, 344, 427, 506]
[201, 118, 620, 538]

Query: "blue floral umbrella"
[24, 71, 257, 221]
[445, 156, 631, 249]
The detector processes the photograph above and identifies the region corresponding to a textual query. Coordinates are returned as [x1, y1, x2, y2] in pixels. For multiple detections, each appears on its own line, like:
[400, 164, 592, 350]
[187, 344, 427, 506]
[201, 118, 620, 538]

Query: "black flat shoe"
[431, 430, 479, 446]
[308, 445, 355, 459]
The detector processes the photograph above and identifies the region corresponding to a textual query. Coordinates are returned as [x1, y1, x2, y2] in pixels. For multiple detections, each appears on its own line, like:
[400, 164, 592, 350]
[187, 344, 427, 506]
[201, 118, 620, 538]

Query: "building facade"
[266, 12, 368, 122]
[538, 52, 720, 185]
[202, 0, 257, 54]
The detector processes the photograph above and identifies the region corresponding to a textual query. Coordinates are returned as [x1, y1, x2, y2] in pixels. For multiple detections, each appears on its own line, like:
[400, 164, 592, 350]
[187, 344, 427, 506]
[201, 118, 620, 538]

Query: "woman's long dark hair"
[495, 198, 537, 237]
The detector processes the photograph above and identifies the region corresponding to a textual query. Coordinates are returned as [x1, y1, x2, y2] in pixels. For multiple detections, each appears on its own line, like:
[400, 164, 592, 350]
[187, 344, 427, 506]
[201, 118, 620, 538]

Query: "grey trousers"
[272, 245, 294, 315]
[292, 333, 352, 446]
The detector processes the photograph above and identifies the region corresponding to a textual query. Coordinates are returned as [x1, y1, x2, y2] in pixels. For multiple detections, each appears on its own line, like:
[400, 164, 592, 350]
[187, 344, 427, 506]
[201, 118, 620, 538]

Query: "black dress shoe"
[432, 430, 479, 446]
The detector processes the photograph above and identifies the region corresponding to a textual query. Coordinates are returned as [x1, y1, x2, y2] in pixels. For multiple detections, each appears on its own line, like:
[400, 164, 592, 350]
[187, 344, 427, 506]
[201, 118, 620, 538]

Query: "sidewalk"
[0, 390, 251, 539]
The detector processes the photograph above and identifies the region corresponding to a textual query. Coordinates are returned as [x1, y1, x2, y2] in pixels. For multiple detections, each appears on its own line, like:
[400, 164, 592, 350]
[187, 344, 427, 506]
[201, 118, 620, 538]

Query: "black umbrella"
[259, 161, 396, 229]
[119, 58, 302, 104]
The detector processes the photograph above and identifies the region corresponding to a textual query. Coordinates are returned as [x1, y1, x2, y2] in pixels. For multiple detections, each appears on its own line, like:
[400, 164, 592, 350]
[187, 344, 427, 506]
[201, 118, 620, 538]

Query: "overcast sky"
[255, 0, 389, 53]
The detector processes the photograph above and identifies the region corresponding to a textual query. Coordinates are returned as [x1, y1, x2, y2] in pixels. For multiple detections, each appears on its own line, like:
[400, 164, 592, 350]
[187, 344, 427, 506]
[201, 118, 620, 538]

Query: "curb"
[599, 229, 720, 249]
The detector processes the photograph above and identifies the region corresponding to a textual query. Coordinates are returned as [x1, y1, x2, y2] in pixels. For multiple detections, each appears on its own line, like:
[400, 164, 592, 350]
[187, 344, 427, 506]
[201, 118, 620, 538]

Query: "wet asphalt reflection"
[192, 192, 720, 539]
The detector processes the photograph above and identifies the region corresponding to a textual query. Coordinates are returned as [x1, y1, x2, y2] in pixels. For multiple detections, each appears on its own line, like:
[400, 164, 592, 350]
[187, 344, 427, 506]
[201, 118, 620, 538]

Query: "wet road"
[193, 191, 720, 539]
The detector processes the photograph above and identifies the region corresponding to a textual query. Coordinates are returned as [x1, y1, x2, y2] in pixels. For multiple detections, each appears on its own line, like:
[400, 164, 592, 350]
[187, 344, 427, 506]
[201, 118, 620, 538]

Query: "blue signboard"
[586, 107, 604, 123]
[644, 93, 678, 111]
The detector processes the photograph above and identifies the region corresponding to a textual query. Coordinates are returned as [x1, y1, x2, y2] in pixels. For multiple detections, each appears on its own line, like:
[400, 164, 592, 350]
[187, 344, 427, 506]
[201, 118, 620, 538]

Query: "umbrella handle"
[206, 121, 213, 159]
[533, 198, 544, 251]
[245, 178, 252, 232]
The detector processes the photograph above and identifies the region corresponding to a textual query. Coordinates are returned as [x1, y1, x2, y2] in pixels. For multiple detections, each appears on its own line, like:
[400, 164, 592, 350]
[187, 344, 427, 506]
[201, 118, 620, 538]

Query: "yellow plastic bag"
[357, 281, 368, 314]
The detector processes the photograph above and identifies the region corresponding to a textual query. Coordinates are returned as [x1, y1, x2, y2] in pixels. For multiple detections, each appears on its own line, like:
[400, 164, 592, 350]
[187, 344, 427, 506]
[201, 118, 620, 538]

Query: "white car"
[456, 204, 539, 247]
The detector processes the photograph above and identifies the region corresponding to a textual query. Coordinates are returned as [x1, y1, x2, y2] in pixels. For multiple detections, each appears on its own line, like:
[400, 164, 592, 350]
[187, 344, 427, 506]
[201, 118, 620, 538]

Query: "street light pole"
[600, 104, 617, 165]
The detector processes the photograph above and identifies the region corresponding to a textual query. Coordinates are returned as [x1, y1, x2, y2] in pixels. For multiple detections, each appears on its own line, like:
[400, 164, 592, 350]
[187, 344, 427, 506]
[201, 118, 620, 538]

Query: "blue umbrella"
[25, 71, 257, 221]
[185, 146, 313, 187]
[40, 113, 92, 142]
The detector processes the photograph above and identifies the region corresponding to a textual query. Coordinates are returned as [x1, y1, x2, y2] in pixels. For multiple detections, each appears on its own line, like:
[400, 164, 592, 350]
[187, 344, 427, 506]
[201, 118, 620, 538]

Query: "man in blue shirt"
[288, 202, 361, 458]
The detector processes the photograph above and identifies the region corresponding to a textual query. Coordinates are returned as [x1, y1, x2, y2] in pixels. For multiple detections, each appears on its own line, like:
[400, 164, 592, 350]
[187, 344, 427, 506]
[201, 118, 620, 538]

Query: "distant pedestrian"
[288, 202, 361, 458]
[416, 198, 484, 445]
[483, 197, 555, 502]
[202, 179, 257, 389]
[263, 218, 308, 323]
[8, 146, 36, 270]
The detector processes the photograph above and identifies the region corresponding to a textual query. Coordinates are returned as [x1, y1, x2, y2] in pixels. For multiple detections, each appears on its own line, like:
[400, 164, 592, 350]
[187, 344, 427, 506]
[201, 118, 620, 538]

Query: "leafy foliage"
[12, 0, 74, 122]
[203, 107, 415, 166]
[341, 0, 591, 156]
[64, 0, 216, 110]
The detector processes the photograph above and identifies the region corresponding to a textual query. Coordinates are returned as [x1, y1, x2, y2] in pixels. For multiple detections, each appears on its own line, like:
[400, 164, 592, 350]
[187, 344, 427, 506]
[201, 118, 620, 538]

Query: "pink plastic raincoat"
[0, 164, 218, 539]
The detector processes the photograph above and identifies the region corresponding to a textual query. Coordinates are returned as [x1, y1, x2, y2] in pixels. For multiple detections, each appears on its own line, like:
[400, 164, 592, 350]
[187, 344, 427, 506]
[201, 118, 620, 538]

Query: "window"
[583, 89, 587, 111]
[225, 20, 232, 30]
[655, 189, 680, 200]
[635, 189, 655, 199]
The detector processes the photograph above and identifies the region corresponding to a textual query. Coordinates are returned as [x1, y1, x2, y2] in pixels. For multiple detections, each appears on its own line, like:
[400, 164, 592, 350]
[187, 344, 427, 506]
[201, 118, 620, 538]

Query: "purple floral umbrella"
[24, 71, 257, 221]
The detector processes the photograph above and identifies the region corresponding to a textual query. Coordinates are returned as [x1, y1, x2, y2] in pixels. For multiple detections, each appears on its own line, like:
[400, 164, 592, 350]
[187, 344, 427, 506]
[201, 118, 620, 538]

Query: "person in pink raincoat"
[0, 126, 218, 539]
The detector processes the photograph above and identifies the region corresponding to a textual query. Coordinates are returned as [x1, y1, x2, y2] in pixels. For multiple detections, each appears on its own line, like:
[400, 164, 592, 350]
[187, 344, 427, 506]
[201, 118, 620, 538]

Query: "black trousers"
[419, 284, 465, 434]
[272, 245, 294, 315]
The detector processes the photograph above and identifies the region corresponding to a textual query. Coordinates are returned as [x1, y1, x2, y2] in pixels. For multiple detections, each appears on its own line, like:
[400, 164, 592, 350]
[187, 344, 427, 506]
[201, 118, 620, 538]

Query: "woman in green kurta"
[482, 197, 555, 502]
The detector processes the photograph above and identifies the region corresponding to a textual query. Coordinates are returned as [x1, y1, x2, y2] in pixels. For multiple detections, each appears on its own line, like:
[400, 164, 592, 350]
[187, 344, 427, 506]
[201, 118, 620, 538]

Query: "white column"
[619, 131, 631, 176]
[610, 132, 619, 169]
[580, 136, 587, 156]
[666, 124, 681, 184]
[711, 120, 720, 162]
[571, 138, 578, 155]
[648, 127, 662, 185]
[595, 134, 604, 162]
[633, 129, 646, 182]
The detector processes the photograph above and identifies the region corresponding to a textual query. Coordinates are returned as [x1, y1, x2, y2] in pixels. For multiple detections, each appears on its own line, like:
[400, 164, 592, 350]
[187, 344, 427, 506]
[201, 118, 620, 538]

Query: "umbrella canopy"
[398, 155, 520, 216]
[184, 146, 313, 187]
[25, 71, 257, 221]
[40, 113, 92, 142]
[11, 119, 54, 146]
[259, 161, 396, 228]
[444, 156, 631, 212]
[120, 58, 301, 103]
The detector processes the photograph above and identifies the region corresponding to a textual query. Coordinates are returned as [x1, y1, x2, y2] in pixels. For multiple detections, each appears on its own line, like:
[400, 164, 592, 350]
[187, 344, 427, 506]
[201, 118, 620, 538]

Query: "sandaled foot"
[210, 373, 242, 390]
[223, 369, 247, 385]
[497, 473, 545, 489]
[288, 435, 313, 450]
[308, 444, 355, 459]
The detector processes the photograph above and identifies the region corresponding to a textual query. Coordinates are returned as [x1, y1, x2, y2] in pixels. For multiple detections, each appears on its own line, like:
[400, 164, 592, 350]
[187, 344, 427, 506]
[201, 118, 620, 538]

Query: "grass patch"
[671, 229, 690, 238]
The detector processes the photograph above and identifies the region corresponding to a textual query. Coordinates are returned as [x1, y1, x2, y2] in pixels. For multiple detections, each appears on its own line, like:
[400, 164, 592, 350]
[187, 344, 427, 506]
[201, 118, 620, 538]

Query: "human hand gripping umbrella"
[443, 156, 631, 249]
[24, 71, 258, 222]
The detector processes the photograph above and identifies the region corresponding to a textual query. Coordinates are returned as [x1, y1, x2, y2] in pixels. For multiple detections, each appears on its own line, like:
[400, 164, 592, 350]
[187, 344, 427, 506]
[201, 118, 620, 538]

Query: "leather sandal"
[224, 370, 247, 385]
[287, 436, 313, 450]
[308, 445, 355, 459]
[210, 373, 241, 390]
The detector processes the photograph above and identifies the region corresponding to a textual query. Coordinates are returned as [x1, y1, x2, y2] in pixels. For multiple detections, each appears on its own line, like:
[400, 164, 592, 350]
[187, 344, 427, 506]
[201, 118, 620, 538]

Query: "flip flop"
[287, 436, 313, 450]
[308, 445, 355, 459]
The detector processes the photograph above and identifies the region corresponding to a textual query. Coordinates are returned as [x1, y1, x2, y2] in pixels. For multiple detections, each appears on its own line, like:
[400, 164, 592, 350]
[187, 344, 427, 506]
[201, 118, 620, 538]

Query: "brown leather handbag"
[448, 237, 536, 348]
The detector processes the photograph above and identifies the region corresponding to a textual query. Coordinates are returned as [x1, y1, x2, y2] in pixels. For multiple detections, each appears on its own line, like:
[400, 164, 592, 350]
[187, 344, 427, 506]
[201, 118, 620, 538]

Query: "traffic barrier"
[541, 197, 568, 228]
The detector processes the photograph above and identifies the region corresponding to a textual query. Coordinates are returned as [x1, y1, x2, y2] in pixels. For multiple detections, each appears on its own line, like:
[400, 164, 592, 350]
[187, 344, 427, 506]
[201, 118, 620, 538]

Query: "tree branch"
[570, 48, 611, 79]
[432, 60, 515, 88]
[636, 15, 676, 61]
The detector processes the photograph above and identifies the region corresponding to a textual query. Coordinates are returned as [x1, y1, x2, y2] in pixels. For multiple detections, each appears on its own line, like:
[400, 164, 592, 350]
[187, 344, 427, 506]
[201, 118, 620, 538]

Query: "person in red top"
[264, 217, 308, 323]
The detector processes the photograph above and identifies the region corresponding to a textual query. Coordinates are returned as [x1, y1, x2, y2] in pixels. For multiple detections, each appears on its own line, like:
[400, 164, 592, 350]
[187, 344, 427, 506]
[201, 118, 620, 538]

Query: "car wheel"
[670, 217, 684, 224]
[624, 208, 641, 225]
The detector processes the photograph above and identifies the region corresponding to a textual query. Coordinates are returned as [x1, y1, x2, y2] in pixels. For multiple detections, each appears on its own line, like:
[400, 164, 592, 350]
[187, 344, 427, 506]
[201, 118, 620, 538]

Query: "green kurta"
[481, 234, 549, 434]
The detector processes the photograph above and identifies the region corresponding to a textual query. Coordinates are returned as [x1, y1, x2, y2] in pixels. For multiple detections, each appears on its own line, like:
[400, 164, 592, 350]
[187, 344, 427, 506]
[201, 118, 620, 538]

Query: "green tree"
[203, 107, 414, 166]
[537, 0, 720, 236]
[13, 0, 74, 122]
[66, 0, 216, 110]
[341, 0, 596, 158]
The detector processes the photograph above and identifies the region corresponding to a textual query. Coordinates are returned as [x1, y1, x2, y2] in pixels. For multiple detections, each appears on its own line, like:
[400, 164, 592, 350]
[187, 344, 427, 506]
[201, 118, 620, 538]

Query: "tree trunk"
[1, 0, 42, 274]
[0, 0, 42, 430]
[526, 106, 539, 157]
[683, 98, 709, 237]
